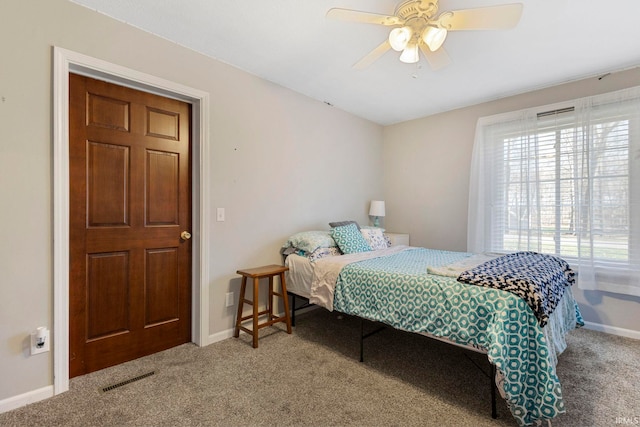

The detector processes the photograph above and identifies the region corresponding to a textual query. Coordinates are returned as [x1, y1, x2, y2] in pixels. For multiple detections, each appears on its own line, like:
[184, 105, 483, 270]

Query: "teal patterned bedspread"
[332, 248, 584, 427]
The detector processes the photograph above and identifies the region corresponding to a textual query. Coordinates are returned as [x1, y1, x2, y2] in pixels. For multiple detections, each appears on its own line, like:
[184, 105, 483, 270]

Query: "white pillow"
[360, 228, 388, 250]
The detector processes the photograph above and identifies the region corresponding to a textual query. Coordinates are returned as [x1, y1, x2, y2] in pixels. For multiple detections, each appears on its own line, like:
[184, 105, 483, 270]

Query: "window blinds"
[469, 87, 640, 297]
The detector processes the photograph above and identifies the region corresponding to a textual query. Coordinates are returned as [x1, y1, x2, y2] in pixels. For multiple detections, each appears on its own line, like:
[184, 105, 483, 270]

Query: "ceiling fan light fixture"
[422, 26, 448, 51]
[399, 43, 419, 63]
[327, 0, 524, 70]
[389, 26, 413, 51]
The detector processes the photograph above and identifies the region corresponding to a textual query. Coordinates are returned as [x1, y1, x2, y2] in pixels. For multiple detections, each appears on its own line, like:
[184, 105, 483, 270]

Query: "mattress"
[286, 251, 576, 356]
[285, 253, 314, 299]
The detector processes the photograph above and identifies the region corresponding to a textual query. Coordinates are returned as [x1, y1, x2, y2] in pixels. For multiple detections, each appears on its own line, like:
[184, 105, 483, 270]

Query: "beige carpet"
[1, 308, 638, 426]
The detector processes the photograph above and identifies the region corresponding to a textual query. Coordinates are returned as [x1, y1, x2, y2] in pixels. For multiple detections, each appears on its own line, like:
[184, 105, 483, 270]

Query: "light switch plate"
[216, 207, 225, 221]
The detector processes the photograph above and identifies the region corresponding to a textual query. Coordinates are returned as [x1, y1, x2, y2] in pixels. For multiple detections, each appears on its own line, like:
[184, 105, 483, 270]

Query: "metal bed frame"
[288, 292, 499, 419]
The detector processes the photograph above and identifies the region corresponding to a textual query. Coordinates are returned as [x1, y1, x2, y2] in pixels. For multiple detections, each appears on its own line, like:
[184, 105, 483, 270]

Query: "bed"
[281, 226, 584, 427]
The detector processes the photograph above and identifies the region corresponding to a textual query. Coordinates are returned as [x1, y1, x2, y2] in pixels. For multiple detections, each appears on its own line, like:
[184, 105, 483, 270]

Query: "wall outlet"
[225, 292, 234, 307]
[31, 328, 50, 355]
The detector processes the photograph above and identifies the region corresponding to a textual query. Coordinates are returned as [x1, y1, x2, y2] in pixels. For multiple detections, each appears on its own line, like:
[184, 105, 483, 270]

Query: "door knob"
[181, 231, 192, 240]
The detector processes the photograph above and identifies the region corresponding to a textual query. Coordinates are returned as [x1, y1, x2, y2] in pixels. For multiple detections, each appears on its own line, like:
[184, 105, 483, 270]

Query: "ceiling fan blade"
[353, 40, 392, 70]
[419, 44, 451, 71]
[326, 8, 402, 26]
[436, 3, 523, 31]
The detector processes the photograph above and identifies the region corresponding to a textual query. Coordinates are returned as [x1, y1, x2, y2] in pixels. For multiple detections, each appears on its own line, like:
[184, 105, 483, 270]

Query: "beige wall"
[0, 0, 383, 402]
[382, 67, 640, 333]
[2, 0, 638, 409]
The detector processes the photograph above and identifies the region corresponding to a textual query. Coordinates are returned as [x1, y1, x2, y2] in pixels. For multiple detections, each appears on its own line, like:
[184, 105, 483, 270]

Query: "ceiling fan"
[327, 0, 523, 70]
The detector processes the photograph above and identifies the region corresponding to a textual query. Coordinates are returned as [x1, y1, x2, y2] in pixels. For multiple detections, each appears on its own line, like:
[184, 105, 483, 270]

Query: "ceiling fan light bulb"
[389, 27, 412, 51]
[399, 44, 419, 63]
[423, 27, 448, 51]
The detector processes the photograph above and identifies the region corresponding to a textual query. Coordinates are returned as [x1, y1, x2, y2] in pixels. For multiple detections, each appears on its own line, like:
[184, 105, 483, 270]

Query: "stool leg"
[234, 276, 247, 338]
[280, 272, 292, 334]
[252, 277, 260, 348]
[268, 275, 274, 320]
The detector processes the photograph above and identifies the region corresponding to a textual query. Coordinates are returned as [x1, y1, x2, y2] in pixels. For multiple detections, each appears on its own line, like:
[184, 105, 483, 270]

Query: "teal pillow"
[331, 223, 371, 254]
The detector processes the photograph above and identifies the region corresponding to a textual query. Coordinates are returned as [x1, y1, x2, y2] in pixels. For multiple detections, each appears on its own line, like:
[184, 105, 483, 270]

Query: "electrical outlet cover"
[226, 292, 234, 307]
[31, 330, 50, 355]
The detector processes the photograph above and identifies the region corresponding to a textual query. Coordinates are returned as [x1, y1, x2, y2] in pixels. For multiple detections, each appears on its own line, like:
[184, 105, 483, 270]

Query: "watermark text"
[615, 416, 640, 425]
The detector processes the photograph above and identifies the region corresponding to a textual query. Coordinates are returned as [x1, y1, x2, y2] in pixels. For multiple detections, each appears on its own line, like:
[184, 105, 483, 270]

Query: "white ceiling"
[70, 0, 640, 125]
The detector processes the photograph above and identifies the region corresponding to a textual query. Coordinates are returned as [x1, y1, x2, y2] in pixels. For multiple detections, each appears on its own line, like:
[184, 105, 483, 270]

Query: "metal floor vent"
[101, 371, 155, 393]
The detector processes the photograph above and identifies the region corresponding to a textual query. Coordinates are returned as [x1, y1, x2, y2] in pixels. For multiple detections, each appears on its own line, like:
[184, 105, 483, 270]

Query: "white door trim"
[53, 47, 211, 394]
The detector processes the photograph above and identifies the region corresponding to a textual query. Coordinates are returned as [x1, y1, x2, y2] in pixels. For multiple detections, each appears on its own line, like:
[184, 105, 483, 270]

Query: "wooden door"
[69, 74, 192, 377]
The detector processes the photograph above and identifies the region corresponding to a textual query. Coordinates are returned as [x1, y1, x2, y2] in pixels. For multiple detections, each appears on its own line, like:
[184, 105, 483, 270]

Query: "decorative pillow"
[360, 228, 389, 250]
[329, 220, 361, 230]
[283, 231, 337, 253]
[330, 223, 371, 254]
[308, 246, 342, 262]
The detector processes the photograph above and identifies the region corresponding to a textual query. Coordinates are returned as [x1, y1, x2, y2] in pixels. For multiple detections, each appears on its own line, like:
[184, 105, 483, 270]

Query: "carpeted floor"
[1, 308, 638, 426]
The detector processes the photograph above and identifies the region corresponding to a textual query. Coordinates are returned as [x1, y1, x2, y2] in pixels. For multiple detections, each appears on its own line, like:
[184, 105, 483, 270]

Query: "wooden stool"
[234, 264, 292, 348]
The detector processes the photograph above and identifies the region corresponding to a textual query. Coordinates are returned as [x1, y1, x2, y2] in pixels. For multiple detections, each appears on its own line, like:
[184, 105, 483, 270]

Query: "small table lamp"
[369, 200, 385, 227]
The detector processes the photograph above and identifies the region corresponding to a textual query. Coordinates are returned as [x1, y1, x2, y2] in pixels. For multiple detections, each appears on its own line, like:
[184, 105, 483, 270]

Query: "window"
[468, 87, 640, 297]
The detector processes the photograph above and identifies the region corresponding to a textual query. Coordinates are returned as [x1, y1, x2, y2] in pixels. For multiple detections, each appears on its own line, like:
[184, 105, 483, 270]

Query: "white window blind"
[468, 87, 640, 297]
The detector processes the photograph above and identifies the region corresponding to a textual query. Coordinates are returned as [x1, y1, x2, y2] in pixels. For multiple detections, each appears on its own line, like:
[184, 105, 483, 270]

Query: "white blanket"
[309, 245, 411, 310]
[426, 252, 502, 277]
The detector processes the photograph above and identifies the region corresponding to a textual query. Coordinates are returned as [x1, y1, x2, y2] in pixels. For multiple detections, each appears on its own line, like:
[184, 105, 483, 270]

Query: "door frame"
[53, 47, 211, 394]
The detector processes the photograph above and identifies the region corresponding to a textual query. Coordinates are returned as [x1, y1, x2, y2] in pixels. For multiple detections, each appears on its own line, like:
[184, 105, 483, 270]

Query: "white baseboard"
[0, 385, 53, 414]
[205, 328, 235, 346]
[203, 305, 319, 347]
[583, 321, 640, 340]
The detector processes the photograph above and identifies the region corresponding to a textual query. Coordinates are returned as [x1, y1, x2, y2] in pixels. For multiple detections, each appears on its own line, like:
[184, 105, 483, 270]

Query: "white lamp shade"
[389, 27, 412, 52]
[369, 200, 386, 217]
[422, 27, 448, 51]
[399, 43, 419, 64]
